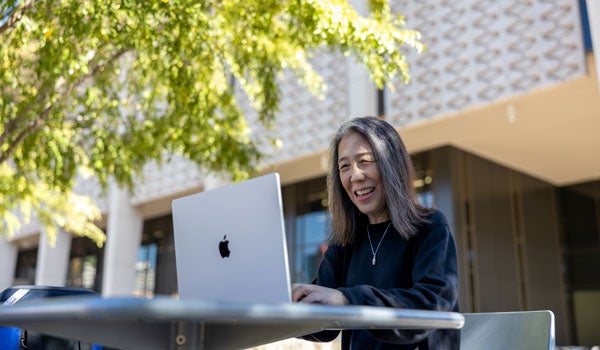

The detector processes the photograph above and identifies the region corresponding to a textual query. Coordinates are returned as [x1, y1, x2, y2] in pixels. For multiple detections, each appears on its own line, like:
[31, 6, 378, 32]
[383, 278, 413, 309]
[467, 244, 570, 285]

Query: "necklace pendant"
[367, 222, 392, 267]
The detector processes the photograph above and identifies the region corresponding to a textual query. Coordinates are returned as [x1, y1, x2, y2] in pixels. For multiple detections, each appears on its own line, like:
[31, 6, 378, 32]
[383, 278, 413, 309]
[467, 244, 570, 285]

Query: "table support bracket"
[171, 321, 205, 350]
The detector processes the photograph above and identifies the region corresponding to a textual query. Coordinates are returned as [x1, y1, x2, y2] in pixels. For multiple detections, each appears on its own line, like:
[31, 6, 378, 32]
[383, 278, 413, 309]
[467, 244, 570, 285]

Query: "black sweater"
[303, 209, 460, 349]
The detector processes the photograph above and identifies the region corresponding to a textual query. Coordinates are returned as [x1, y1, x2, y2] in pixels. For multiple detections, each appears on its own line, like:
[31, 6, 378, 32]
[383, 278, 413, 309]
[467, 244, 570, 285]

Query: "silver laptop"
[172, 173, 292, 303]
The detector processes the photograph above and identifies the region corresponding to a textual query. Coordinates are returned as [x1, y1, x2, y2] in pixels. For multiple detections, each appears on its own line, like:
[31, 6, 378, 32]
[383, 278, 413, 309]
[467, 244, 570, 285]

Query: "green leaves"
[1, 0, 423, 245]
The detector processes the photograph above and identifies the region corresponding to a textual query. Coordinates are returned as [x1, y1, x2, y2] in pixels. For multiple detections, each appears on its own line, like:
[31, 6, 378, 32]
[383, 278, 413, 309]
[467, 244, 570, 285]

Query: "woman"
[292, 116, 459, 349]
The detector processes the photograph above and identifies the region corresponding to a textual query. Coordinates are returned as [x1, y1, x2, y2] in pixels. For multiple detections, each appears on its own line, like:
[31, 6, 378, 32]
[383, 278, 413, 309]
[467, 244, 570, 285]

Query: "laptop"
[172, 173, 292, 303]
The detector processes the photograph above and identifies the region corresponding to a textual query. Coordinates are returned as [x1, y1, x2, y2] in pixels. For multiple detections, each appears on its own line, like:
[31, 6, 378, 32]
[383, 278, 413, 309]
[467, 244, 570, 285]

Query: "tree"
[0, 0, 424, 246]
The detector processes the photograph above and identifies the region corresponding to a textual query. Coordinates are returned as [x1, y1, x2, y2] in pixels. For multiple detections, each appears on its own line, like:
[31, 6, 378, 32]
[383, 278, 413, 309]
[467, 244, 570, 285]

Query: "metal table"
[0, 296, 464, 349]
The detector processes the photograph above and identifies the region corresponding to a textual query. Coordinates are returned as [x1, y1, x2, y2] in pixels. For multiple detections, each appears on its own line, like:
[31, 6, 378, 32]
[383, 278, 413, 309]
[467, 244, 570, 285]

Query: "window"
[135, 215, 177, 298]
[412, 153, 435, 208]
[14, 247, 37, 285]
[293, 211, 329, 283]
[134, 243, 157, 298]
[282, 177, 330, 283]
[67, 237, 103, 292]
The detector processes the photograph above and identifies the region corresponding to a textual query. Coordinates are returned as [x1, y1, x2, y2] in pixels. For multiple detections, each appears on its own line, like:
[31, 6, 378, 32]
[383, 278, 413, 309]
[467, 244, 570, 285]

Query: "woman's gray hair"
[327, 116, 429, 245]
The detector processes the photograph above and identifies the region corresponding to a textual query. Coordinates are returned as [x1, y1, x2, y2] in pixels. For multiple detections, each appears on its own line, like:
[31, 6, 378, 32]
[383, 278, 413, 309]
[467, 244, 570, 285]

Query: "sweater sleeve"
[297, 244, 345, 342]
[338, 213, 460, 344]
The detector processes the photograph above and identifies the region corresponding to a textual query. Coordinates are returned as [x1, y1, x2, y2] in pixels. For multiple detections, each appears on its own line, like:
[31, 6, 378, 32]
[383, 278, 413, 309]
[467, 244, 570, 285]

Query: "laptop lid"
[172, 173, 292, 303]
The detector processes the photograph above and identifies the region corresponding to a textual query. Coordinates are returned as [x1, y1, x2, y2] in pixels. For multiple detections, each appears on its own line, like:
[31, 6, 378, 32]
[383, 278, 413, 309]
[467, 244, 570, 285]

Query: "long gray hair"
[327, 116, 430, 245]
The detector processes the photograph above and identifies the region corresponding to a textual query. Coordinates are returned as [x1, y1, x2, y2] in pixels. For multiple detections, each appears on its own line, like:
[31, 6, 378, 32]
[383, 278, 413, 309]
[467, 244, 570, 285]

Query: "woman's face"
[337, 131, 388, 224]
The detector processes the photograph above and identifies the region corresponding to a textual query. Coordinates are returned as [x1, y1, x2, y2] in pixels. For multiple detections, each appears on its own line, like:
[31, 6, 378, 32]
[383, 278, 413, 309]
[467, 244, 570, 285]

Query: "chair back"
[460, 310, 555, 350]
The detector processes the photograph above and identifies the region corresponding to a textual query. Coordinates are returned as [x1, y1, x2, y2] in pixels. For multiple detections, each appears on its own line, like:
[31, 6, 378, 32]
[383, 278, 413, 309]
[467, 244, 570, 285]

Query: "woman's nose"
[350, 164, 365, 181]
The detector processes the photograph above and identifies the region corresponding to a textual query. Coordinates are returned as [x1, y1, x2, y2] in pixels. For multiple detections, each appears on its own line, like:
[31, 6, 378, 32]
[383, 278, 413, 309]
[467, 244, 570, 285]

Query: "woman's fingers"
[291, 283, 309, 302]
[291, 283, 349, 305]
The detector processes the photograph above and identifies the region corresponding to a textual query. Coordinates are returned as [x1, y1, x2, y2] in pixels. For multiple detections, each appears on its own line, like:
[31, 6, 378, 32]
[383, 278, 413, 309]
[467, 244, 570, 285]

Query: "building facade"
[1, 0, 599, 347]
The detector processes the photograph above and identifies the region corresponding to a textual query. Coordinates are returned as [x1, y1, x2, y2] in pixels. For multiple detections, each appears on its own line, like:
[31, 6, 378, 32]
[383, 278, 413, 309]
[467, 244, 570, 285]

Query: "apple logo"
[219, 235, 230, 258]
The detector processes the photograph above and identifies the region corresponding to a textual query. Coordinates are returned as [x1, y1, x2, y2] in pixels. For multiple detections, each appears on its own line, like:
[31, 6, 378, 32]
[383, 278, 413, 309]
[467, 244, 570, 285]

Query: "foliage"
[0, 0, 424, 245]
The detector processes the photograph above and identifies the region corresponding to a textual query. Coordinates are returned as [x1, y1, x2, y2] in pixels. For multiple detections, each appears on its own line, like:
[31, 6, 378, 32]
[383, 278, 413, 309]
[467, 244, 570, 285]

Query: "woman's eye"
[339, 164, 349, 171]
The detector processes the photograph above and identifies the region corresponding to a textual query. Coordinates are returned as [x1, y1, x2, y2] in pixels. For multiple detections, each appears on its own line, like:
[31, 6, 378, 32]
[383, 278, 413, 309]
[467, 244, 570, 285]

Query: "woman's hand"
[292, 283, 350, 305]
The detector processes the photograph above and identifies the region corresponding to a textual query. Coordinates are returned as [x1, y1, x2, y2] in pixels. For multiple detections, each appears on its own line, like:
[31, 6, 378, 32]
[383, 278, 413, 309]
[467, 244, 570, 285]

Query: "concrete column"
[0, 237, 18, 291]
[347, 59, 378, 118]
[587, 0, 600, 92]
[347, 0, 378, 118]
[102, 184, 143, 297]
[35, 229, 72, 286]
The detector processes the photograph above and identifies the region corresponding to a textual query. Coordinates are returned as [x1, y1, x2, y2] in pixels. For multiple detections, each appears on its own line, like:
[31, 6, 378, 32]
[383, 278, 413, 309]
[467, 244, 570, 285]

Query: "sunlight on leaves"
[0, 0, 423, 244]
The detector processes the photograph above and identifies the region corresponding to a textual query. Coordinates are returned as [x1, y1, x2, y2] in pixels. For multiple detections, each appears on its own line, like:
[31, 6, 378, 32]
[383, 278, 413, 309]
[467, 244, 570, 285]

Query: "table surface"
[0, 296, 464, 350]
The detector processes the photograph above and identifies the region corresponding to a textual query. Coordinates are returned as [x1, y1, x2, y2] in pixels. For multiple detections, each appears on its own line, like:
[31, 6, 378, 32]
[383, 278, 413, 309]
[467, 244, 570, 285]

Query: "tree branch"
[0, 48, 131, 164]
[0, 0, 37, 36]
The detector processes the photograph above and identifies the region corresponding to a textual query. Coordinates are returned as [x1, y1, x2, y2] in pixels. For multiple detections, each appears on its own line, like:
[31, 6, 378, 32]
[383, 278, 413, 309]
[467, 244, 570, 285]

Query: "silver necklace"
[367, 222, 392, 266]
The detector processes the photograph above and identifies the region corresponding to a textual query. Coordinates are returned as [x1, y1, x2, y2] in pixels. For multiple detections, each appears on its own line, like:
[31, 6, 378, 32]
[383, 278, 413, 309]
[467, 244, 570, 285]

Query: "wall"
[431, 146, 570, 344]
